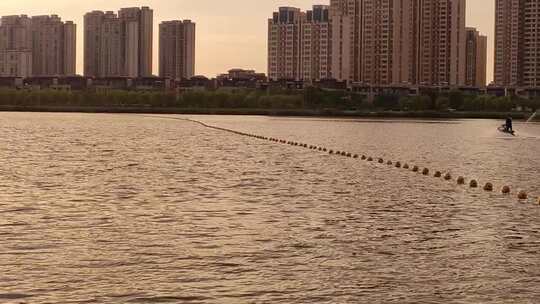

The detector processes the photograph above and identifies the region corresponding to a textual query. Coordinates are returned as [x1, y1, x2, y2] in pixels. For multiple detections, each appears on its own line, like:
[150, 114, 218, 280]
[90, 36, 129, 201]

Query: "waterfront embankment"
[0, 105, 537, 120]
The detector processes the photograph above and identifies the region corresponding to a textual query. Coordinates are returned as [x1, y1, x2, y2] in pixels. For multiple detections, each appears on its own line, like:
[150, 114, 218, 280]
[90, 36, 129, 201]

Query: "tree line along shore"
[0, 87, 538, 119]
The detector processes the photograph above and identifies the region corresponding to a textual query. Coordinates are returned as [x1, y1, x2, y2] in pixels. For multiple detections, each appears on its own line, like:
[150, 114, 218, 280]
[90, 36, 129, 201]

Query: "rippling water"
[0, 112, 539, 303]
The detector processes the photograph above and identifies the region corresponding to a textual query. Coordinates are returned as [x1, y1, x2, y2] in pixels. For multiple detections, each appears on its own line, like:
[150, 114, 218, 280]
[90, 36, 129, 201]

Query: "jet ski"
[498, 125, 516, 136]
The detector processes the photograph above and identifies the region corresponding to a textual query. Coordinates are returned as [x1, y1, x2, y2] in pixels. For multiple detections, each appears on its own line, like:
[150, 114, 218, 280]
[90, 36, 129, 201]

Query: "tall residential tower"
[84, 6, 153, 78]
[301, 5, 332, 81]
[330, 0, 360, 82]
[30, 15, 76, 76]
[159, 20, 196, 80]
[268, 7, 304, 81]
[416, 0, 467, 86]
[465, 27, 487, 87]
[494, 0, 540, 87]
[0, 15, 32, 77]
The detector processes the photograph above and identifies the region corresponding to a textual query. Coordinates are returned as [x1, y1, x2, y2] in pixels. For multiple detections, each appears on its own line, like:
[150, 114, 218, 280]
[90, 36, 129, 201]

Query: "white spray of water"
[526, 111, 538, 123]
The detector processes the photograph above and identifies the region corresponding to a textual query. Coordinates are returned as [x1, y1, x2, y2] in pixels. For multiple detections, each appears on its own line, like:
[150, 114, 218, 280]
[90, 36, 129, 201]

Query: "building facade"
[84, 7, 153, 78]
[268, 7, 304, 81]
[494, 0, 540, 87]
[159, 20, 196, 80]
[0, 15, 32, 77]
[301, 5, 332, 81]
[359, 0, 413, 86]
[268, 6, 333, 81]
[465, 27, 487, 87]
[119, 7, 153, 77]
[416, 0, 467, 86]
[0, 15, 75, 77]
[30, 15, 76, 76]
[330, 0, 361, 82]
[269, 0, 467, 87]
[0, 50, 32, 77]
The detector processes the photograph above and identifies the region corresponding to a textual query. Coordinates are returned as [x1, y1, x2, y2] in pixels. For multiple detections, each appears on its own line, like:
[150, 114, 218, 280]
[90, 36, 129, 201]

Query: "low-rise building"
[217, 69, 267, 89]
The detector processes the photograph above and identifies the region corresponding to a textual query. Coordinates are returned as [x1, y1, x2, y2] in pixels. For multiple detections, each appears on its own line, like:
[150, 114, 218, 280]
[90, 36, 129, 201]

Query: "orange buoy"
[434, 171, 442, 178]
[346, 153, 352, 157]
[518, 191, 528, 200]
[470, 180, 478, 188]
[387, 160, 393, 165]
[361, 155, 367, 160]
[444, 173, 452, 180]
[483, 183, 494, 191]
[457, 176, 465, 185]
[501, 186, 511, 194]
[353, 154, 359, 159]
[412, 166, 419, 172]
[329, 150, 334, 154]
[395, 162, 401, 168]
[378, 158, 384, 164]
[403, 164, 409, 169]
[422, 168, 429, 175]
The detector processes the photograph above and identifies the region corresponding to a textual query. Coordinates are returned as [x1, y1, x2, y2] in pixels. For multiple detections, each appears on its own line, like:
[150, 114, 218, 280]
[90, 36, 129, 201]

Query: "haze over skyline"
[2, 0, 495, 82]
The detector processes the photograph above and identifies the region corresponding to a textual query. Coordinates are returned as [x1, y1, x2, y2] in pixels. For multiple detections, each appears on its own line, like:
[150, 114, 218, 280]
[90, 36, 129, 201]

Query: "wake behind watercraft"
[498, 125, 516, 136]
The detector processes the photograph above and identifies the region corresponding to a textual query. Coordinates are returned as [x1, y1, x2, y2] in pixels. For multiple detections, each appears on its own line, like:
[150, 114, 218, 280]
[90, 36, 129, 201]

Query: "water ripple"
[0, 113, 539, 303]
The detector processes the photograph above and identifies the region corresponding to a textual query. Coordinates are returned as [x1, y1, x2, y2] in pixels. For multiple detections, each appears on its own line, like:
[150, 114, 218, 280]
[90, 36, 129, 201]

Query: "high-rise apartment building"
[465, 27, 487, 87]
[268, 6, 333, 81]
[391, 0, 418, 86]
[83, 11, 104, 78]
[330, 0, 360, 82]
[359, 0, 417, 86]
[30, 15, 76, 76]
[0, 15, 32, 77]
[301, 5, 332, 81]
[268, 7, 304, 81]
[416, 0, 467, 86]
[118, 7, 153, 77]
[270, 0, 467, 87]
[494, 0, 540, 87]
[159, 20, 196, 80]
[84, 7, 153, 78]
[0, 15, 75, 77]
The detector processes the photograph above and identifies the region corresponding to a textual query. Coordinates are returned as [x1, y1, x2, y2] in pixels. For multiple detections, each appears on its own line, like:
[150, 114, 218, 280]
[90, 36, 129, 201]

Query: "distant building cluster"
[0, 6, 196, 81]
[0, 15, 76, 78]
[2, 1, 540, 94]
[268, 1, 489, 88]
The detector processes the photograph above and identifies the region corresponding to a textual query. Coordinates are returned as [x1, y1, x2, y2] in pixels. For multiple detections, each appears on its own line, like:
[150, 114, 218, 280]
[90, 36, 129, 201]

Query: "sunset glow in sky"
[3, 0, 496, 81]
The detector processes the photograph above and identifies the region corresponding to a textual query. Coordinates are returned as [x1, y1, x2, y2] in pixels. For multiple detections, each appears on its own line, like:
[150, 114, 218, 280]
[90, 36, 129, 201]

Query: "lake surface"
[0, 112, 539, 304]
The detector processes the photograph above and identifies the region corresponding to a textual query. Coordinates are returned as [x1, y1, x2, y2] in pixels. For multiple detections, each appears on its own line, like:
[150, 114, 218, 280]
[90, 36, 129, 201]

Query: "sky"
[2, 0, 496, 81]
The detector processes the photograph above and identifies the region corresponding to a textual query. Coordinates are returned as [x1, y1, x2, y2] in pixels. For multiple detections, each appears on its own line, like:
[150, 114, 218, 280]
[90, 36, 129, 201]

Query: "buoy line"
[141, 115, 538, 205]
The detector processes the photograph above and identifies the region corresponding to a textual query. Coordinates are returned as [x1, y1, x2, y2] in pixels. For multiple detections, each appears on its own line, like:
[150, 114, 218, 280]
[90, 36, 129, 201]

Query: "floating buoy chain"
[152, 116, 537, 204]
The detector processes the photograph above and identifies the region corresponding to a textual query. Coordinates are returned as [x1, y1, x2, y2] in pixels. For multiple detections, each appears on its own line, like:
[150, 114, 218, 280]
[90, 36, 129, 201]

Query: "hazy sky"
[3, 0, 495, 81]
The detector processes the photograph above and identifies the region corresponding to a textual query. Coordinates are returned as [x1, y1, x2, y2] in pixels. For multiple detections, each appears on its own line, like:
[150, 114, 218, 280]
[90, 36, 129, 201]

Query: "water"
[0, 112, 539, 304]
[526, 111, 538, 123]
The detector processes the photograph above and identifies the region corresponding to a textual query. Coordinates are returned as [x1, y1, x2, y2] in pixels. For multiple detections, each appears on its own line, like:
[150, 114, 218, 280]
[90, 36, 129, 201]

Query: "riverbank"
[0, 105, 537, 120]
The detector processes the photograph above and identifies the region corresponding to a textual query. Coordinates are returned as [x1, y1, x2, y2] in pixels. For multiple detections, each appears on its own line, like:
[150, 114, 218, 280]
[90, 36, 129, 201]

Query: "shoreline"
[0, 105, 537, 120]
